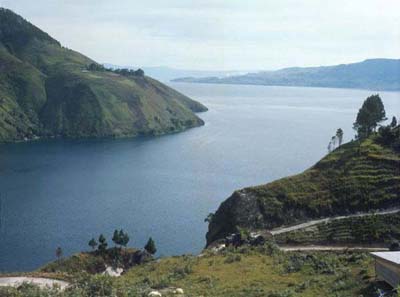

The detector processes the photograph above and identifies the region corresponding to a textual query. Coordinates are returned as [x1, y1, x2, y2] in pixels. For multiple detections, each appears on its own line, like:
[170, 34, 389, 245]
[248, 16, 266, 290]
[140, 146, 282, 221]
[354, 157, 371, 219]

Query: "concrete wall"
[375, 259, 400, 288]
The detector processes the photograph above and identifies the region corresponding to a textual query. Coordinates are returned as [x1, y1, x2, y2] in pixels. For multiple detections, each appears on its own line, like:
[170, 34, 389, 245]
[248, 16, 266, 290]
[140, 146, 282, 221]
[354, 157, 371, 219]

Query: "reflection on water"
[0, 83, 399, 272]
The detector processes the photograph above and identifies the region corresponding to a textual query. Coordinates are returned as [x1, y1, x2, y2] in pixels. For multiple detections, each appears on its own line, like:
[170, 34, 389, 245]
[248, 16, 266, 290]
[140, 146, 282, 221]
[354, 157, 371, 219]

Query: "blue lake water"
[0, 83, 399, 272]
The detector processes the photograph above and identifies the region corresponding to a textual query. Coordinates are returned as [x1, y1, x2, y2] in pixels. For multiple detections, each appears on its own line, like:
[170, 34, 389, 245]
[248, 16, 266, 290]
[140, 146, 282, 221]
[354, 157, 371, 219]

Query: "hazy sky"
[1, 0, 399, 70]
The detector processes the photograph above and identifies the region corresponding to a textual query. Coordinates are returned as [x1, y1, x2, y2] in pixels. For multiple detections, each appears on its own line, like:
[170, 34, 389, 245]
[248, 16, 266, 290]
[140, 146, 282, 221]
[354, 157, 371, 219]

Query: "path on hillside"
[0, 277, 69, 290]
[280, 245, 389, 252]
[270, 208, 400, 235]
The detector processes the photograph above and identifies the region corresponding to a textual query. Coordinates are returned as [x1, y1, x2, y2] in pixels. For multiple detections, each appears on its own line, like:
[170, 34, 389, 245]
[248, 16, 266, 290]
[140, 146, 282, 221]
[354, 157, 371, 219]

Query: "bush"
[172, 262, 194, 279]
[283, 253, 339, 274]
[224, 254, 242, 264]
[70, 273, 115, 296]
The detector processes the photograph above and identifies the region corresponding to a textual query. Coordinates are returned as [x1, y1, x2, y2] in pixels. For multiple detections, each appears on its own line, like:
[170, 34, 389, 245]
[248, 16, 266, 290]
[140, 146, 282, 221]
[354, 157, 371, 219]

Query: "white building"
[371, 252, 400, 288]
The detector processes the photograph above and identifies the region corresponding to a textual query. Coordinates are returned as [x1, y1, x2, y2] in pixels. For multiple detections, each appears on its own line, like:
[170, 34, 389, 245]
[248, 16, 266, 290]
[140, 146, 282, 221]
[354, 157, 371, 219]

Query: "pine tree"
[120, 230, 129, 248]
[336, 128, 344, 146]
[88, 238, 98, 250]
[98, 234, 108, 253]
[112, 230, 121, 247]
[327, 140, 333, 153]
[390, 116, 397, 128]
[112, 229, 129, 248]
[144, 237, 157, 255]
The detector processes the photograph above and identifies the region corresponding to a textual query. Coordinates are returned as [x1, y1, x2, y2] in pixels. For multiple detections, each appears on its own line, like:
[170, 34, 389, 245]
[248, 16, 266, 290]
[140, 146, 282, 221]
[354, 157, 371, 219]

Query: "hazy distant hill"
[0, 8, 207, 142]
[103, 64, 248, 82]
[174, 59, 400, 91]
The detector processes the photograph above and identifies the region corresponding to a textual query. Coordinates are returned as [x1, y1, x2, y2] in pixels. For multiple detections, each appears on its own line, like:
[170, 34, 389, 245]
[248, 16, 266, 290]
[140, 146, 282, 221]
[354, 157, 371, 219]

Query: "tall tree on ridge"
[336, 128, 344, 146]
[353, 94, 386, 138]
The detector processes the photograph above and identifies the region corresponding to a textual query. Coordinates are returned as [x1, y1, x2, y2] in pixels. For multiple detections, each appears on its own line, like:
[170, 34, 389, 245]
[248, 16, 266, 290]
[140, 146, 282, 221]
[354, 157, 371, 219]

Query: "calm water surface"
[0, 83, 399, 272]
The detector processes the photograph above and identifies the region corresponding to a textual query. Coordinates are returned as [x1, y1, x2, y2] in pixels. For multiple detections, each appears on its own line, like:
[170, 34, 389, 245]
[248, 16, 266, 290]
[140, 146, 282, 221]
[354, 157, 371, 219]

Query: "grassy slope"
[116, 248, 376, 297]
[207, 133, 400, 245]
[0, 8, 207, 142]
[2, 246, 378, 297]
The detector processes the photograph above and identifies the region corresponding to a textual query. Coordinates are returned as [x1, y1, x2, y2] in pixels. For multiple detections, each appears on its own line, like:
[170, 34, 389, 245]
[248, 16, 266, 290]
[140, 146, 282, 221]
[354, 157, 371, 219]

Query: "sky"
[1, 0, 399, 71]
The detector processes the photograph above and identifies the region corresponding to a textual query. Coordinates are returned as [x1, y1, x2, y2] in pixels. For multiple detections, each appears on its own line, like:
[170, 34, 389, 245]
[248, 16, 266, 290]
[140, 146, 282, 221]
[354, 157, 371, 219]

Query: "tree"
[331, 136, 337, 148]
[134, 68, 145, 76]
[327, 135, 337, 153]
[327, 140, 333, 153]
[353, 94, 386, 138]
[112, 230, 121, 247]
[112, 229, 129, 248]
[144, 237, 157, 255]
[87, 63, 105, 72]
[56, 247, 63, 261]
[89, 238, 98, 251]
[98, 234, 108, 253]
[336, 128, 344, 146]
[119, 230, 129, 248]
[390, 116, 397, 128]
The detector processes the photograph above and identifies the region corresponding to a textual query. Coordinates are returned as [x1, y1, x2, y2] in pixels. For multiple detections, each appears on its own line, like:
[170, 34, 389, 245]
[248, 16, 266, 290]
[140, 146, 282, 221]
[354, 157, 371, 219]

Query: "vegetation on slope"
[274, 212, 400, 245]
[207, 125, 400, 245]
[0, 245, 383, 297]
[0, 8, 207, 142]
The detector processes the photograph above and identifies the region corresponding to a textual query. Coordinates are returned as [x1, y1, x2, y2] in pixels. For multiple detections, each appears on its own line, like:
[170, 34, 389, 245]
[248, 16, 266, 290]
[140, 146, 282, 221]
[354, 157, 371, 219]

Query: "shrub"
[71, 273, 115, 296]
[224, 254, 242, 264]
[171, 261, 194, 279]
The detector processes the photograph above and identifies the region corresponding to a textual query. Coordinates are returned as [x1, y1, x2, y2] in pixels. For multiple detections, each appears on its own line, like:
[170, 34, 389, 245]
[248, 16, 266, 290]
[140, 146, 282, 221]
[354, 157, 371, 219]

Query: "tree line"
[87, 229, 157, 255]
[55, 230, 157, 261]
[86, 63, 145, 77]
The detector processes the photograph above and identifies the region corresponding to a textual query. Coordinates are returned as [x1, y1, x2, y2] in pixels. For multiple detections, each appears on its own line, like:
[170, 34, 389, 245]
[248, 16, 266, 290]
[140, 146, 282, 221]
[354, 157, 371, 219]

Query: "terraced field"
[274, 211, 400, 245]
[207, 130, 400, 245]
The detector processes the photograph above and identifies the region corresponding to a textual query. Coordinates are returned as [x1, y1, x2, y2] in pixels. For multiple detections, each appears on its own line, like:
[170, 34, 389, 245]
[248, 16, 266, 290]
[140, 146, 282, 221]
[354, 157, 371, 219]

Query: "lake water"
[0, 83, 399, 272]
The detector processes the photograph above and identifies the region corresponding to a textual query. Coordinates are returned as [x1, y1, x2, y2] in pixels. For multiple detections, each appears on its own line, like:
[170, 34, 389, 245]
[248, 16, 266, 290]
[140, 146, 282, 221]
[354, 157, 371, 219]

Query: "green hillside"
[207, 128, 400, 245]
[0, 247, 379, 297]
[0, 8, 207, 142]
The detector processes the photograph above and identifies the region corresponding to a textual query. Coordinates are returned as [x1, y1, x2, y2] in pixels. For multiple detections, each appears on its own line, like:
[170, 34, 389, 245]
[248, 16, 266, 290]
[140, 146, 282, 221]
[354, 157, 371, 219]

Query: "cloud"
[1, 0, 399, 70]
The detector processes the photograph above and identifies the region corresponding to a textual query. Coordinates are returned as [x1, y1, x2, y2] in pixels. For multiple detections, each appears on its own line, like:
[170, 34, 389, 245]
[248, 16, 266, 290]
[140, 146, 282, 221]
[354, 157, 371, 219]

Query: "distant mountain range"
[173, 59, 400, 91]
[103, 64, 248, 83]
[0, 8, 207, 142]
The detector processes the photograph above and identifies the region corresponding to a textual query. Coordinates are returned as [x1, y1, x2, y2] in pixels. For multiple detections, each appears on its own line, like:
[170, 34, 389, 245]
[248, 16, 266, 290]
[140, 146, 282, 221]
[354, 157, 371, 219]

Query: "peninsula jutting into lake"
[0, 2, 400, 297]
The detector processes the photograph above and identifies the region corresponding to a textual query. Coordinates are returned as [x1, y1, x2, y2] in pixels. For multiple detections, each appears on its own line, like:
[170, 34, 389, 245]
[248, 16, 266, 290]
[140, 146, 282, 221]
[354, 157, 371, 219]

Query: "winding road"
[270, 208, 400, 235]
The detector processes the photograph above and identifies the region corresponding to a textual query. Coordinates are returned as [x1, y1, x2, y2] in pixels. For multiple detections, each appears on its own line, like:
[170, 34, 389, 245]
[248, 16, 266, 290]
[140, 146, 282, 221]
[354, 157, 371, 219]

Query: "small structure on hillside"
[371, 252, 400, 288]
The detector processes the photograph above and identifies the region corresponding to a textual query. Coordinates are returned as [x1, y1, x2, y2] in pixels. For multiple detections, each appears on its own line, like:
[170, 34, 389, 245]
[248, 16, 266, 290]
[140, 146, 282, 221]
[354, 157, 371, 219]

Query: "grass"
[1, 245, 382, 297]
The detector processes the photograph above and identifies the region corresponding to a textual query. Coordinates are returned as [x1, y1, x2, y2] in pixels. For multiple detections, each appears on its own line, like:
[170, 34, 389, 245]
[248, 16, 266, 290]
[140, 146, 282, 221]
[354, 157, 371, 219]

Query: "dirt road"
[0, 277, 68, 290]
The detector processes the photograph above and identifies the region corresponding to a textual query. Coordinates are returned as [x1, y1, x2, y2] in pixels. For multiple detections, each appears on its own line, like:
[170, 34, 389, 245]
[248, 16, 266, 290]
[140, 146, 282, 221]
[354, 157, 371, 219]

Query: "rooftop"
[371, 252, 400, 265]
